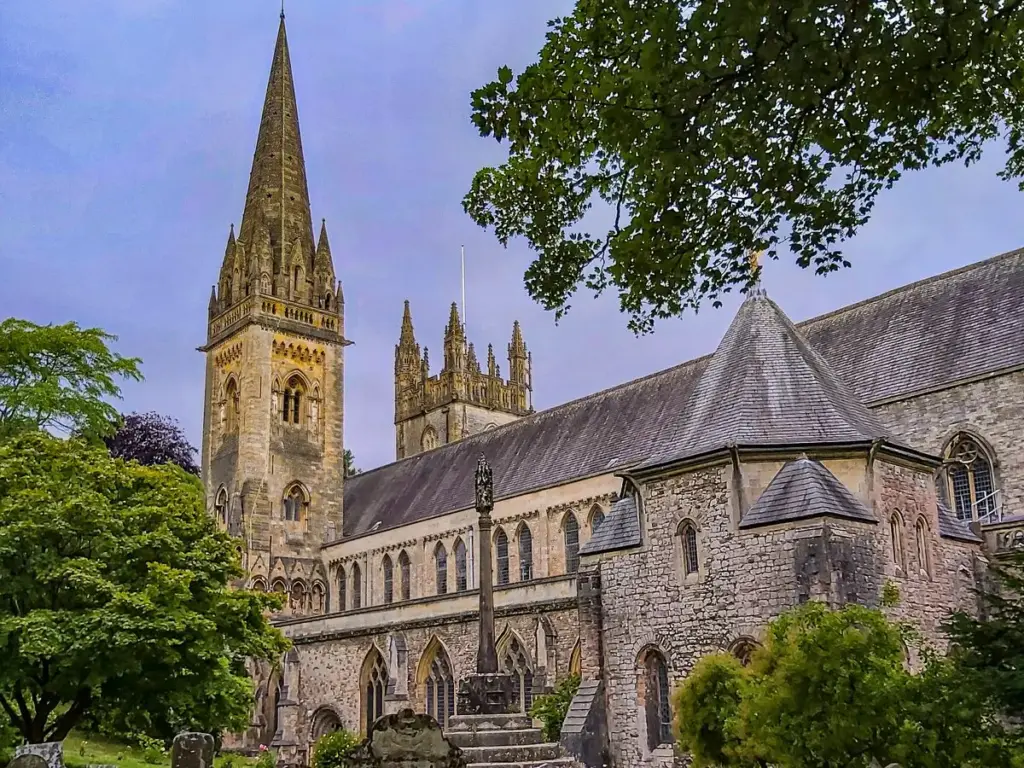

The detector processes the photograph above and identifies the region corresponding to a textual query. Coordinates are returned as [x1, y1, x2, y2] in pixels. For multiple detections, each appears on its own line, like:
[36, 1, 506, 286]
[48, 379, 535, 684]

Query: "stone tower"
[394, 301, 533, 459]
[200, 12, 346, 614]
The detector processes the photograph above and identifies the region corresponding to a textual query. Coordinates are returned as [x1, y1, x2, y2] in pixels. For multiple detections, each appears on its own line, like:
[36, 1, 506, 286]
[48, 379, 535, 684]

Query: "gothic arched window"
[352, 562, 362, 610]
[282, 375, 305, 425]
[563, 513, 580, 574]
[282, 483, 307, 522]
[214, 487, 228, 525]
[889, 512, 906, 572]
[362, 650, 387, 735]
[423, 643, 456, 729]
[289, 580, 307, 613]
[678, 520, 699, 577]
[639, 647, 672, 751]
[337, 566, 347, 612]
[501, 637, 534, 712]
[398, 550, 411, 601]
[495, 528, 510, 586]
[382, 555, 394, 605]
[589, 504, 605, 533]
[454, 539, 468, 592]
[311, 582, 325, 614]
[915, 518, 932, 578]
[224, 378, 239, 433]
[435, 543, 448, 596]
[944, 434, 998, 521]
[518, 524, 534, 581]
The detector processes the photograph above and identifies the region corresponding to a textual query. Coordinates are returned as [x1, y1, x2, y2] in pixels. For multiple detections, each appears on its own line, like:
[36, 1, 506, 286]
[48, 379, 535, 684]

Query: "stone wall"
[873, 369, 1024, 517]
[593, 455, 982, 768]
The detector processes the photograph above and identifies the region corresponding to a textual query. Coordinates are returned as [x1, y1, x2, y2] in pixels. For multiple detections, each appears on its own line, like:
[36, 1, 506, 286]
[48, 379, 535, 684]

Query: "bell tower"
[200, 12, 348, 614]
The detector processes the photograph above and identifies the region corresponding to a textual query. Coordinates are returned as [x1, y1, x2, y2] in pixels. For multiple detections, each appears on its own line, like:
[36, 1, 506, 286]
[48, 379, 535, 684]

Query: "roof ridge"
[795, 246, 1024, 329]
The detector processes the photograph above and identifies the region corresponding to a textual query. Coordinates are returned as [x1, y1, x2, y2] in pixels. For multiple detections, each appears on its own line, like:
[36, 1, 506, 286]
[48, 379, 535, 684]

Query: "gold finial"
[749, 249, 764, 272]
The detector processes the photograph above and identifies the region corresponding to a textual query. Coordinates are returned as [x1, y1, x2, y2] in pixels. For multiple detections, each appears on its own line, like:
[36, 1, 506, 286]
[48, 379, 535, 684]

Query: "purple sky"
[2, 0, 1022, 472]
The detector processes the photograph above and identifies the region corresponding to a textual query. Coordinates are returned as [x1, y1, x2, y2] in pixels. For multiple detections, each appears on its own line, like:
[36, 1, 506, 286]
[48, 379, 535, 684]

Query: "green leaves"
[672, 601, 1015, 768]
[465, 0, 1024, 333]
[0, 319, 142, 440]
[0, 432, 288, 744]
[528, 673, 580, 742]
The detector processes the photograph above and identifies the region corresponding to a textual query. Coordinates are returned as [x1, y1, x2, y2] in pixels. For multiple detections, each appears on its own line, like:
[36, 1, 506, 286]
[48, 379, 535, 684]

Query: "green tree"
[0, 431, 288, 744]
[946, 551, 1024, 721]
[529, 673, 580, 742]
[465, 0, 1024, 333]
[0, 319, 141, 439]
[343, 449, 360, 478]
[673, 601, 1012, 768]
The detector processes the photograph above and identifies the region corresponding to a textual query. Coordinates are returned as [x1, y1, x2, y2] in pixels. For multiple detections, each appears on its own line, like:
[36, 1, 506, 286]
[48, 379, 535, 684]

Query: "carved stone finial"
[475, 454, 493, 512]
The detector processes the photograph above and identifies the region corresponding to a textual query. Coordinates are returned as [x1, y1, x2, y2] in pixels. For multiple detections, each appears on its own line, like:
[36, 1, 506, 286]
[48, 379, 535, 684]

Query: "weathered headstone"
[13, 741, 63, 768]
[170, 733, 215, 768]
[8, 753, 49, 768]
[342, 709, 466, 767]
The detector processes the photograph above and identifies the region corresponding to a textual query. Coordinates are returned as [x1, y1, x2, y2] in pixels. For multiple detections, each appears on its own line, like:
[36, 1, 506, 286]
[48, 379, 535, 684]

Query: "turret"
[507, 320, 529, 387]
[443, 302, 466, 372]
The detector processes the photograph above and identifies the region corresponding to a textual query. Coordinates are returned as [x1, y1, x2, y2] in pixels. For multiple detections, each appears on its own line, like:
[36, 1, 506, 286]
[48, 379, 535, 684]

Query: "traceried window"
[363, 650, 387, 735]
[454, 539, 468, 592]
[590, 504, 605, 533]
[501, 637, 534, 712]
[518, 524, 534, 581]
[889, 513, 906, 572]
[915, 518, 932, 578]
[382, 555, 394, 605]
[564, 513, 580, 574]
[214, 487, 228, 525]
[282, 484, 307, 522]
[640, 647, 672, 751]
[352, 562, 362, 609]
[337, 566, 347, 612]
[495, 528, 510, 586]
[282, 376, 305, 425]
[679, 521, 699, 576]
[424, 645, 456, 729]
[398, 550, 411, 601]
[944, 434, 998, 521]
[435, 543, 448, 595]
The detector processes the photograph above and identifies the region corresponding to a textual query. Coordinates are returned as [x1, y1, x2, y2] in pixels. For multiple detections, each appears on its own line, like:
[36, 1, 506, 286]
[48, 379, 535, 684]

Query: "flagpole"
[461, 245, 467, 334]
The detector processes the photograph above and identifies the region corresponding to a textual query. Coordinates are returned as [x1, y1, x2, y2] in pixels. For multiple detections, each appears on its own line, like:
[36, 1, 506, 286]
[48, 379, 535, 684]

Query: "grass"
[62, 733, 257, 768]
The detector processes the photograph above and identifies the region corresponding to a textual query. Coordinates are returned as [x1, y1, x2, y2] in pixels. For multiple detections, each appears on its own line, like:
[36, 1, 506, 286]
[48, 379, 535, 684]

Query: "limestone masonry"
[202, 14, 1024, 768]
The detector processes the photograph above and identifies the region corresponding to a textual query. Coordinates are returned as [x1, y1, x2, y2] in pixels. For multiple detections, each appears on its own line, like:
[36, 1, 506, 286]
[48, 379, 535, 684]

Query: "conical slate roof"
[639, 288, 895, 469]
[738, 457, 874, 529]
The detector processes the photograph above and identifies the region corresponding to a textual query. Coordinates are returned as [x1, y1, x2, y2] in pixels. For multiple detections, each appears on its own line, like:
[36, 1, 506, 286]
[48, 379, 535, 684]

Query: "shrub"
[529, 674, 580, 743]
[254, 747, 276, 768]
[310, 729, 361, 768]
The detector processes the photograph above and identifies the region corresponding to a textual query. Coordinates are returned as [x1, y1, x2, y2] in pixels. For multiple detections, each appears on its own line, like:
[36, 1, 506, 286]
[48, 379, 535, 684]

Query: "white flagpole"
[461, 245, 466, 332]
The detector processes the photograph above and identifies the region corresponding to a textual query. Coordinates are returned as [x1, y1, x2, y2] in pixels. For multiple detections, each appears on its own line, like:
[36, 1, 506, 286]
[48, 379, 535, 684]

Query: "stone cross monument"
[456, 454, 515, 714]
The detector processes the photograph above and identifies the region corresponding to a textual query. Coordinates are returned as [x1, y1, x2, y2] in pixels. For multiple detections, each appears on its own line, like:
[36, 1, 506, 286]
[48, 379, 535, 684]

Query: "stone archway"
[309, 706, 344, 743]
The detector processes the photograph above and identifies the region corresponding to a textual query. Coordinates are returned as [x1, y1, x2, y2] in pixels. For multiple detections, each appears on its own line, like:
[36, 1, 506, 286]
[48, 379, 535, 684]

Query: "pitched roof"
[739, 457, 875, 529]
[638, 288, 894, 470]
[579, 496, 641, 555]
[341, 249, 1024, 539]
[936, 503, 983, 543]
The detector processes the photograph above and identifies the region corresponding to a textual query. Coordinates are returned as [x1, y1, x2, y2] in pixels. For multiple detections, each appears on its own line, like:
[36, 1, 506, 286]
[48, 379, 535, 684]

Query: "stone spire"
[443, 302, 466, 372]
[507, 320, 529, 387]
[237, 13, 315, 292]
[315, 219, 336, 282]
[395, 300, 421, 376]
[467, 342, 480, 373]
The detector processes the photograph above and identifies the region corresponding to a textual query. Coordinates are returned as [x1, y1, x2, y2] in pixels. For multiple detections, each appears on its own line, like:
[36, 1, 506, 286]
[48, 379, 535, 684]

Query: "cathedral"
[201, 14, 1024, 768]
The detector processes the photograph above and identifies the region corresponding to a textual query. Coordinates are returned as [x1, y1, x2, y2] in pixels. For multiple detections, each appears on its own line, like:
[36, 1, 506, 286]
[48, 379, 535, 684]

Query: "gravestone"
[13, 742, 63, 768]
[170, 733, 215, 768]
[8, 754, 48, 768]
[342, 709, 466, 768]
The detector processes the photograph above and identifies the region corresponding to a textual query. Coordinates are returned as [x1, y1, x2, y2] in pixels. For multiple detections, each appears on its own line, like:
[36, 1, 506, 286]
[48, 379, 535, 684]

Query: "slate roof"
[738, 457, 875, 529]
[341, 249, 1024, 540]
[638, 287, 897, 470]
[579, 496, 641, 555]
[936, 503, 984, 543]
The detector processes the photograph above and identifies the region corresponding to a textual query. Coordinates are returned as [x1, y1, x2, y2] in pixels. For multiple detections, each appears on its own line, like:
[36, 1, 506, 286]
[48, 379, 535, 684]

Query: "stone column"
[475, 454, 497, 673]
[455, 454, 515, 715]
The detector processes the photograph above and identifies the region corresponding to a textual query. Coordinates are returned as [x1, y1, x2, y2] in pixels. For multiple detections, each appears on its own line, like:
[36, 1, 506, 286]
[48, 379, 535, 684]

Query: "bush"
[255, 748, 276, 768]
[529, 674, 580, 743]
[310, 730, 361, 768]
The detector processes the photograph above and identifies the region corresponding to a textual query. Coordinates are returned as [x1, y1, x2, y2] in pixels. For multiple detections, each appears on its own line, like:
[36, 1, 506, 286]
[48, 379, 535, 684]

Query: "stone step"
[447, 727, 545, 748]
[447, 713, 534, 733]
[466, 760, 577, 768]
[461, 742, 562, 764]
